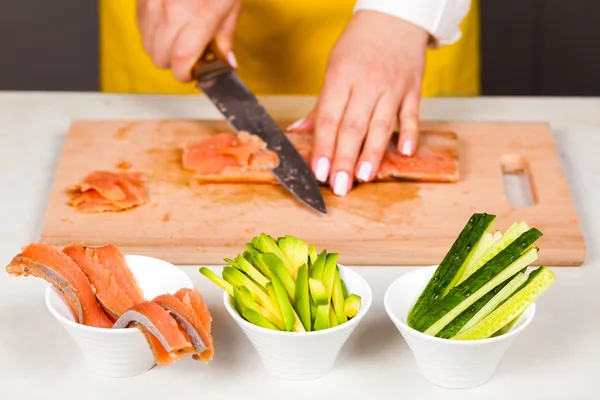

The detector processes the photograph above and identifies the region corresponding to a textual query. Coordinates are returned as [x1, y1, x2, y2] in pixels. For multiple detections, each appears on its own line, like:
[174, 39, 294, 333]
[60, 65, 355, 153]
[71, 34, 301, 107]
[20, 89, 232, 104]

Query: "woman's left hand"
[287, 10, 429, 196]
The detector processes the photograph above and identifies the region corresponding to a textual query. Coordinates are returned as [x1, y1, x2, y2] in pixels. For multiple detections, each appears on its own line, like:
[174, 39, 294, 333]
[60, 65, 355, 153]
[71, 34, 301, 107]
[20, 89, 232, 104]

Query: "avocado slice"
[295, 264, 312, 331]
[309, 250, 328, 280]
[232, 254, 269, 288]
[308, 244, 318, 265]
[309, 278, 328, 305]
[235, 285, 286, 330]
[322, 253, 338, 298]
[332, 269, 348, 325]
[269, 270, 296, 331]
[262, 252, 295, 304]
[222, 266, 279, 318]
[240, 307, 279, 330]
[199, 267, 234, 297]
[344, 294, 362, 319]
[277, 235, 308, 273]
[329, 306, 339, 328]
[254, 233, 295, 275]
[313, 304, 330, 331]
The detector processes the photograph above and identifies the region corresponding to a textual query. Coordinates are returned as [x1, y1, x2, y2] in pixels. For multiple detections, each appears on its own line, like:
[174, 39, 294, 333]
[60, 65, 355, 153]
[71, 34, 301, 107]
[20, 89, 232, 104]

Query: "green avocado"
[344, 294, 362, 319]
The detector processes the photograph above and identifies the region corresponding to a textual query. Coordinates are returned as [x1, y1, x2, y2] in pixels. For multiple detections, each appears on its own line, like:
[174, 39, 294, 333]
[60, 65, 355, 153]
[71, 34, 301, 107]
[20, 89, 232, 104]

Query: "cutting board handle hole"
[499, 154, 536, 207]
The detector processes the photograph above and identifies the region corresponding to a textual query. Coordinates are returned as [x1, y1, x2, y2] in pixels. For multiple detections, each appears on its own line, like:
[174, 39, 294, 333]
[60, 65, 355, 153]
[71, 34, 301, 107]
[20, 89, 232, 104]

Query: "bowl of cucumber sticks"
[200, 233, 372, 381]
[384, 212, 556, 389]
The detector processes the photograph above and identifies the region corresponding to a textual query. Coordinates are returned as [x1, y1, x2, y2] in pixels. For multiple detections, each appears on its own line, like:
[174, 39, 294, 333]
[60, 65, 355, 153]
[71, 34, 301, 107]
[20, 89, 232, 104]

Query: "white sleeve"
[353, 0, 472, 47]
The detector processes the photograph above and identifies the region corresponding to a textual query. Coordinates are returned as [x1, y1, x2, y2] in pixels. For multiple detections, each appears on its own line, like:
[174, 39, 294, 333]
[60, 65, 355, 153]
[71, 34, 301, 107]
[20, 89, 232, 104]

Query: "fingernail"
[357, 162, 372, 182]
[315, 157, 330, 182]
[227, 51, 238, 69]
[286, 117, 305, 132]
[401, 140, 414, 156]
[333, 171, 350, 196]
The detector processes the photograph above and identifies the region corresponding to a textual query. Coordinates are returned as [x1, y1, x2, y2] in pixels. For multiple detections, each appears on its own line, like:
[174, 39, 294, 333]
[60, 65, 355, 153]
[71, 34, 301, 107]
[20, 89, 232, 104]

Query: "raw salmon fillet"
[155, 291, 214, 362]
[66, 171, 149, 213]
[63, 244, 145, 319]
[112, 301, 191, 353]
[130, 322, 183, 366]
[5, 243, 113, 328]
[182, 130, 459, 184]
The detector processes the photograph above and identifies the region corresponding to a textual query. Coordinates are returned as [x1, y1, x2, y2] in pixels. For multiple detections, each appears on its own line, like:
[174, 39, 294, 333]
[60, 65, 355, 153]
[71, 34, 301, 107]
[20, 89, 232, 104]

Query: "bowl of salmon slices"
[5, 243, 215, 378]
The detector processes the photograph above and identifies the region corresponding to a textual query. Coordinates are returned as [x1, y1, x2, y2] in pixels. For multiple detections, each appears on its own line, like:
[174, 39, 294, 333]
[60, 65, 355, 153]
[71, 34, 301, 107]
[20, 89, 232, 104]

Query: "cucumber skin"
[408, 213, 496, 328]
[436, 276, 513, 339]
[411, 228, 542, 333]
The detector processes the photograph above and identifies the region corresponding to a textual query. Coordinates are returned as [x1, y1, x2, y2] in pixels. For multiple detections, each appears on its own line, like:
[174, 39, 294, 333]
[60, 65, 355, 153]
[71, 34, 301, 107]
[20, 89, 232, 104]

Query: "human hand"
[287, 10, 429, 196]
[136, 0, 240, 82]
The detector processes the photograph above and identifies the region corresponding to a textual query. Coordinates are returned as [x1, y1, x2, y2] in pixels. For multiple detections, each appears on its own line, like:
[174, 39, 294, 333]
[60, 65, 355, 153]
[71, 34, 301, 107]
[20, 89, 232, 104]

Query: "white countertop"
[1, 92, 599, 399]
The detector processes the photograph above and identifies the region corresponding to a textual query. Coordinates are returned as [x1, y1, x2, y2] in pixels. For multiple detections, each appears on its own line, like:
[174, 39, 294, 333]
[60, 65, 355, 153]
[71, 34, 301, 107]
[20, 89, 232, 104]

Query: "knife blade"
[191, 41, 327, 215]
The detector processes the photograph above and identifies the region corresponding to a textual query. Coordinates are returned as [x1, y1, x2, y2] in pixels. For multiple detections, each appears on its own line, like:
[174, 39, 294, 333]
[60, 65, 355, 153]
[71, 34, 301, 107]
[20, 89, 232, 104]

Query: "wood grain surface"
[39, 119, 586, 266]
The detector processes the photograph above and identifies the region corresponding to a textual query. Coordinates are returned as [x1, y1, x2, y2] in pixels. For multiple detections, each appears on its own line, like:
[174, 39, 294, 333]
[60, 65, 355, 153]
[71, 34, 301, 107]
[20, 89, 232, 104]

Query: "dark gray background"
[1, 0, 598, 95]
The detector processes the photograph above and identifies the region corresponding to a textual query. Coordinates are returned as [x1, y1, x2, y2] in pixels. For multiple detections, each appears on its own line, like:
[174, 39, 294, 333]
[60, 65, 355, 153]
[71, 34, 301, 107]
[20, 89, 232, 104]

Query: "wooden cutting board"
[40, 120, 585, 266]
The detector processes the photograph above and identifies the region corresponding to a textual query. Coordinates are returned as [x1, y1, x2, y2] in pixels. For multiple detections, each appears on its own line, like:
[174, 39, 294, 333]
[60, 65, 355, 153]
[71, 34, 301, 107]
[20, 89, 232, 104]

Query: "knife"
[191, 41, 327, 215]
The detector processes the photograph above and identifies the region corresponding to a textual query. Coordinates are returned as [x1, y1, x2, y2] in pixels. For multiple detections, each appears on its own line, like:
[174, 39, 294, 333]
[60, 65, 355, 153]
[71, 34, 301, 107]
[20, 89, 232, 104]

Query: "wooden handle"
[191, 40, 232, 81]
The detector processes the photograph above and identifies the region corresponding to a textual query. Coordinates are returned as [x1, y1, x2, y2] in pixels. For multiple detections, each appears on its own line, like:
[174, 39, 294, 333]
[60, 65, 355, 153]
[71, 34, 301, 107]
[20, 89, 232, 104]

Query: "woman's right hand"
[136, 0, 241, 82]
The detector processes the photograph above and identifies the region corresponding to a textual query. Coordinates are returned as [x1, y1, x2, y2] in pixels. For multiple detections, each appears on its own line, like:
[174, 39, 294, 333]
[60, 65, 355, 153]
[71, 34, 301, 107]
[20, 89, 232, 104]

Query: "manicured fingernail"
[357, 162, 372, 182]
[286, 117, 305, 132]
[401, 140, 414, 156]
[227, 51, 238, 69]
[333, 171, 349, 196]
[315, 157, 330, 182]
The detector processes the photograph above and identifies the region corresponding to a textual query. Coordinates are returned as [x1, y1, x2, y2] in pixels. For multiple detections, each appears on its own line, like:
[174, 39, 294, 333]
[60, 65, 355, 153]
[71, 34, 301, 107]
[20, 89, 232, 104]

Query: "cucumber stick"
[407, 213, 496, 327]
[457, 271, 528, 333]
[436, 275, 514, 339]
[458, 221, 530, 284]
[452, 267, 555, 340]
[411, 228, 542, 335]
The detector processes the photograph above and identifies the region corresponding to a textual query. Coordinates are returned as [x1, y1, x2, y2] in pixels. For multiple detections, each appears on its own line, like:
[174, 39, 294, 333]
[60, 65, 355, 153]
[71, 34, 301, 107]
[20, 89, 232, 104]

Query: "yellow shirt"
[99, 0, 480, 97]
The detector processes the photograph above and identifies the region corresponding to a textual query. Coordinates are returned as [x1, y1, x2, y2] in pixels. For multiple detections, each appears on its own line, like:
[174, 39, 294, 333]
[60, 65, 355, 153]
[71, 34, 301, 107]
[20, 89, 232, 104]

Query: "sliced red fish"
[62, 244, 144, 319]
[5, 243, 113, 328]
[187, 130, 458, 184]
[112, 301, 191, 353]
[182, 131, 279, 177]
[66, 171, 148, 213]
[153, 292, 213, 361]
[175, 288, 213, 335]
[130, 322, 183, 365]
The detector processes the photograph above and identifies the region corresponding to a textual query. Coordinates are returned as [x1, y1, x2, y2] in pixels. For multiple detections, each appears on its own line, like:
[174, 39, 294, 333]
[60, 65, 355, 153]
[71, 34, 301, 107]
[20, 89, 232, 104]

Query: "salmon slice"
[130, 322, 183, 366]
[377, 131, 459, 182]
[187, 130, 459, 184]
[153, 292, 213, 361]
[182, 131, 279, 177]
[62, 244, 144, 319]
[112, 301, 191, 353]
[174, 288, 214, 361]
[66, 171, 149, 213]
[5, 243, 113, 328]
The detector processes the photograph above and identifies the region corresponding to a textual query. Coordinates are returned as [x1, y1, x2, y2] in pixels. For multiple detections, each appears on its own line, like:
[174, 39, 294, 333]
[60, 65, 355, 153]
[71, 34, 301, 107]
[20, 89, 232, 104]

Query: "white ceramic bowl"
[384, 265, 536, 389]
[224, 264, 372, 381]
[45, 254, 193, 378]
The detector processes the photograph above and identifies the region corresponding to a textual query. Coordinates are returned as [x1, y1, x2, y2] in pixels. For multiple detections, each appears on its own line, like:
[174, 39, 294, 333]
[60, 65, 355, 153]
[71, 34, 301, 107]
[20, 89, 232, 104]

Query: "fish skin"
[153, 293, 211, 360]
[5, 243, 113, 328]
[112, 301, 191, 353]
[174, 288, 214, 361]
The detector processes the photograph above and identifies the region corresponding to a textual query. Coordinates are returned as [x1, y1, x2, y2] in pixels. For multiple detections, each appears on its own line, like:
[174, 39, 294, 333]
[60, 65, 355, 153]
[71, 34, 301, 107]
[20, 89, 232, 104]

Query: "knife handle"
[191, 40, 232, 81]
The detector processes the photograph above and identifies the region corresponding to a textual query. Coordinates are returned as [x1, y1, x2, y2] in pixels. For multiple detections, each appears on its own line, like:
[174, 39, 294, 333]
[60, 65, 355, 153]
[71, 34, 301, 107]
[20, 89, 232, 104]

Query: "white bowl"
[384, 265, 536, 389]
[45, 254, 193, 378]
[223, 264, 372, 381]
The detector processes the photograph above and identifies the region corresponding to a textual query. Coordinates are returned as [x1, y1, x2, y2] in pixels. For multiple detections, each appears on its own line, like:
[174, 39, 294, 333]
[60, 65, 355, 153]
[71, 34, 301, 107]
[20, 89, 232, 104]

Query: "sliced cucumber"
[458, 221, 529, 284]
[452, 267, 555, 340]
[457, 270, 528, 333]
[436, 275, 514, 339]
[408, 213, 496, 327]
[411, 229, 541, 335]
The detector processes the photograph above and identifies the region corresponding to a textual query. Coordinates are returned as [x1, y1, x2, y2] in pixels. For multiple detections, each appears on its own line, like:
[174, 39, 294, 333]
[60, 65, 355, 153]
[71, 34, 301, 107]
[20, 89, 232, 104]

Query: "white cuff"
[353, 0, 471, 47]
